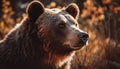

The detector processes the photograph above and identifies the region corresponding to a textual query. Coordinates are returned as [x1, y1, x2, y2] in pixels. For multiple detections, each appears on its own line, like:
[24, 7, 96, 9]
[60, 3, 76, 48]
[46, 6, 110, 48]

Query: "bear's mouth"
[63, 38, 88, 50]
[71, 39, 88, 50]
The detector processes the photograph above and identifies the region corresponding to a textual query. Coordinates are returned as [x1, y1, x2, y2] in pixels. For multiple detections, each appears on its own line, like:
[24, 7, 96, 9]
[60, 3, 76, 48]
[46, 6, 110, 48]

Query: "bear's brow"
[66, 15, 77, 24]
[58, 11, 77, 25]
[45, 10, 77, 25]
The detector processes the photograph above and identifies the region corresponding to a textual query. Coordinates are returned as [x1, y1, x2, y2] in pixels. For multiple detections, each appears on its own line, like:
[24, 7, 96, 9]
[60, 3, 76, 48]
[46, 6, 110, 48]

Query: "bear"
[0, 1, 88, 69]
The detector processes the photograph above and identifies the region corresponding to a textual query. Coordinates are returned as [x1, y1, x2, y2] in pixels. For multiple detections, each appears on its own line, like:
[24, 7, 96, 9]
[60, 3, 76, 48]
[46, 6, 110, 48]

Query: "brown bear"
[0, 1, 88, 69]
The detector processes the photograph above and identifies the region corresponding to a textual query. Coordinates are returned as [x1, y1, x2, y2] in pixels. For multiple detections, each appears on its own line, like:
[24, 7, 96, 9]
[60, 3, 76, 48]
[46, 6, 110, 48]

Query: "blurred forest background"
[0, 0, 120, 69]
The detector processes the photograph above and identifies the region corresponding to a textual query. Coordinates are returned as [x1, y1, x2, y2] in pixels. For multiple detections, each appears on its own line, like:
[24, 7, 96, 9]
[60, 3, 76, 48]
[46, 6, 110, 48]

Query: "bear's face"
[26, 1, 88, 51]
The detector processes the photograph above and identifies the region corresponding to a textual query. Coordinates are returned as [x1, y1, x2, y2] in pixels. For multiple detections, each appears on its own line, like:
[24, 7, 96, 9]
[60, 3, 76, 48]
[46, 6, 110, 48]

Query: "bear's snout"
[77, 32, 89, 45]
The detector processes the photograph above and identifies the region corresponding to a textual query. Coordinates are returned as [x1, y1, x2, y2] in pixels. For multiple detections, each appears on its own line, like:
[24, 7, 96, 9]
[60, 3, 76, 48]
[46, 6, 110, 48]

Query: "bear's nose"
[78, 32, 89, 44]
[78, 32, 88, 39]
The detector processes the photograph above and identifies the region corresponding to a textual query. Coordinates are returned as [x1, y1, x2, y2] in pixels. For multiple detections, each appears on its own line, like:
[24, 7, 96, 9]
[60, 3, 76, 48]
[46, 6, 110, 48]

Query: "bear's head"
[26, 1, 88, 53]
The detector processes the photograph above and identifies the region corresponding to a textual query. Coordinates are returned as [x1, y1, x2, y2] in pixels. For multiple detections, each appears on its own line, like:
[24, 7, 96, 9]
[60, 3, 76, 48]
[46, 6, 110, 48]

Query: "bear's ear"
[26, 1, 45, 21]
[64, 3, 79, 20]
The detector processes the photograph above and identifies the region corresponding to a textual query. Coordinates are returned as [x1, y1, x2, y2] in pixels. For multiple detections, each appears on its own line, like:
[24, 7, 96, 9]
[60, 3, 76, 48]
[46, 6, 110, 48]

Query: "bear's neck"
[40, 49, 75, 69]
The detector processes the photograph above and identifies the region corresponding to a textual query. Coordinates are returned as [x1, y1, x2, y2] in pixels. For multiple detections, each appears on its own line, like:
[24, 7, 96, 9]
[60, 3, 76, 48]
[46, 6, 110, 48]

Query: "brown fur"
[0, 1, 88, 69]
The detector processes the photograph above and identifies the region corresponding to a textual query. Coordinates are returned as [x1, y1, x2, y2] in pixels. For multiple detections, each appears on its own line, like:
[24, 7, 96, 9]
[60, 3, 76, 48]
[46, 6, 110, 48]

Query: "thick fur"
[0, 1, 88, 69]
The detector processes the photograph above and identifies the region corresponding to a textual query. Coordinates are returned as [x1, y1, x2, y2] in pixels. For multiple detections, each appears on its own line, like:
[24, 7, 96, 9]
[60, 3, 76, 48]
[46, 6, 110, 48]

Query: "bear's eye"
[75, 24, 77, 26]
[58, 23, 66, 29]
